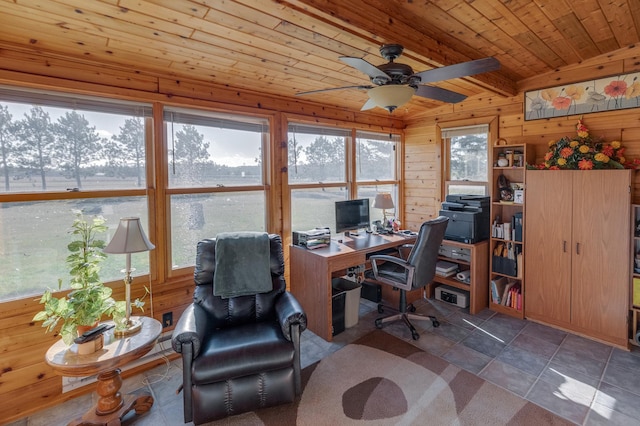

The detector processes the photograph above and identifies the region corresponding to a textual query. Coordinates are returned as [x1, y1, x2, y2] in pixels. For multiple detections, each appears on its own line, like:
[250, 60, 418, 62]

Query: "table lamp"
[373, 193, 395, 226]
[104, 217, 155, 336]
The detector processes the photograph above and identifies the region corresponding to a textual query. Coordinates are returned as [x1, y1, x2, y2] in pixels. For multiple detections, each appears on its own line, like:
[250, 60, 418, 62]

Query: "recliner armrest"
[275, 292, 307, 341]
[171, 303, 209, 359]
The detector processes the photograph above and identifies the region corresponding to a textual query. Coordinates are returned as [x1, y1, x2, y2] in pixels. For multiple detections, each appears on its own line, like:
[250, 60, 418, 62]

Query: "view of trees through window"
[0, 89, 400, 301]
[288, 125, 399, 233]
[0, 90, 152, 301]
[0, 103, 149, 192]
[165, 109, 268, 270]
[445, 126, 489, 196]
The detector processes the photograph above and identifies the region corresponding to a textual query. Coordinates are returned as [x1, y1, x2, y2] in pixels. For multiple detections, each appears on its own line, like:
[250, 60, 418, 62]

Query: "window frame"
[439, 118, 497, 200]
[0, 86, 156, 300]
[286, 120, 402, 234]
[162, 105, 273, 277]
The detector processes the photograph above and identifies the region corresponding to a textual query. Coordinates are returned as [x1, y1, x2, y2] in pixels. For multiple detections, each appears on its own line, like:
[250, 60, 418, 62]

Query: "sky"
[3, 101, 262, 167]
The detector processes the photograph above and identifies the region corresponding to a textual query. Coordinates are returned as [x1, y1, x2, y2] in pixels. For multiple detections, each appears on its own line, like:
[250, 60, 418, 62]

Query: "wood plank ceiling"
[0, 0, 639, 119]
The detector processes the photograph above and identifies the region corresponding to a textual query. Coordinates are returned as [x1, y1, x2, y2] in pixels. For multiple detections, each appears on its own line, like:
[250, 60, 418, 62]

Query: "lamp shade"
[104, 217, 155, 254]
[367, 85, 416, 111]
[373, 193, 395, 210]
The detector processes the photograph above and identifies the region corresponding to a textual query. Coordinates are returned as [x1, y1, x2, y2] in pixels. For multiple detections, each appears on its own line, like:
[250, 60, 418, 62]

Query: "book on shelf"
[502, 281, 521, 309]
[436, 260, 458, 277]
[490, 276, 507, 304]
[501, 280, 517, 306]
[634, 277, 640, 307]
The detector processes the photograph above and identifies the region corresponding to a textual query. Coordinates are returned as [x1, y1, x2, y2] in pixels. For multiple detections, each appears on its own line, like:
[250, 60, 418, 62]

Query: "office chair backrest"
[405, 216, 449, 289]
[192, 234, 286, 328]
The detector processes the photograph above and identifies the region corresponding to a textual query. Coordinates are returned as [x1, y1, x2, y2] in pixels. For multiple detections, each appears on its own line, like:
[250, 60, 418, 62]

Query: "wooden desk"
[45, 317, 162, 426]
[290, 233, 416, 341]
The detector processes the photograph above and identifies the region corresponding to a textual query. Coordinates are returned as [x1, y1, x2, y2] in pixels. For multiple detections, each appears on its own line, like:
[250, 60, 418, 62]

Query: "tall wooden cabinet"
[525, 170, 631, 347]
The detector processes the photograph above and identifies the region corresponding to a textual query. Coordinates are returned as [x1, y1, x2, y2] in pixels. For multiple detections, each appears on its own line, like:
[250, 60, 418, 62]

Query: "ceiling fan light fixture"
[367, 85, 416, 112]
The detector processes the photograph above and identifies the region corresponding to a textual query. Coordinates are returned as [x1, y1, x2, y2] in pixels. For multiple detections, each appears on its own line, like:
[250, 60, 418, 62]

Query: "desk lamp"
[104, 217, 155, 336]
[373, 193, 395, 226]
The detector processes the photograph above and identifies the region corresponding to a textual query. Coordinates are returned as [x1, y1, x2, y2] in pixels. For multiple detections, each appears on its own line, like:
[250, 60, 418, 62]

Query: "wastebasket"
[332, 277, 362, 328]
[331, 288, 345, 336]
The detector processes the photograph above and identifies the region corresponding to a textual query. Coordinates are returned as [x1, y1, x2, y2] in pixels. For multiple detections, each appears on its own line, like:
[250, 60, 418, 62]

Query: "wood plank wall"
[403, 44, 640, 230]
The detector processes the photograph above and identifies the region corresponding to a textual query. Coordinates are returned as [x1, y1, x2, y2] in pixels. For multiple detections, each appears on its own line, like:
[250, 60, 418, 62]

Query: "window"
[0, 87, 152, 301]
[287, 125, 400, 233]
[288, 124, 347, 184]
[442, 124, 489, 196]
[356, 131, 400, 221]
[288, 124, 349, 233]
[165, 107, 269, 270]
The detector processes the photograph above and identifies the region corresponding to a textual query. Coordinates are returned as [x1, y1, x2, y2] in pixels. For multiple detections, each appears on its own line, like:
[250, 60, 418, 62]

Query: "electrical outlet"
[162, 312, 173, 328]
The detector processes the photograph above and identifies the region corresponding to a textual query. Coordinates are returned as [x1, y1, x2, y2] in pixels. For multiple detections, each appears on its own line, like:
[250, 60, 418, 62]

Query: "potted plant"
[33, 211, 127, 345]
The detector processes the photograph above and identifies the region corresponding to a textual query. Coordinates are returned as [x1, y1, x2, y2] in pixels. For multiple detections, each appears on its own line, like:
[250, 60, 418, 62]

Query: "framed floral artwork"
[524, 71, 640, 120]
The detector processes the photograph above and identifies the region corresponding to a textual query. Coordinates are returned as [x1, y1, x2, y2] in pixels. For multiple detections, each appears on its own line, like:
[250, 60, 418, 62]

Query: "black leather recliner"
[171, 234, 307, 425]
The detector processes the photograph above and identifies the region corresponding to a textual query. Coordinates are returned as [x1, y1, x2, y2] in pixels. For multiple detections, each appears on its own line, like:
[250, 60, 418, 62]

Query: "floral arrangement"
[533, 118, 640, 170]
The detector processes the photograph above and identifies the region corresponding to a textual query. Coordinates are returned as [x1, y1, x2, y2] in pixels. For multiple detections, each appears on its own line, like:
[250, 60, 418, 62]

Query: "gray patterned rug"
[207, 330, 573, 425]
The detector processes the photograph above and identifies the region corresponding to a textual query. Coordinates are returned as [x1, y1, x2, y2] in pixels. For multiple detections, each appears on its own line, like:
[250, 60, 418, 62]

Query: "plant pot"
[77, 323, 98, 337]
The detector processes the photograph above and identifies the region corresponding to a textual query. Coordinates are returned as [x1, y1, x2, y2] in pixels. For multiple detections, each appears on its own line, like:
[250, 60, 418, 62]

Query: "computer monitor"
[335, 198, 370, 234]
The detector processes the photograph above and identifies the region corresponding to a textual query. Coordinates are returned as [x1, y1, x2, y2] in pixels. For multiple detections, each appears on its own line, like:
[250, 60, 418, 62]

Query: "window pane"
[170, 192, 265, 268]
[165, 110, 266, 188]
[0, 197, 149, 301]
[356, 132, 397, 181]
[291, 187, 347, 233]
[0, 98, 150, 193]
[357, 184, 398, 223]
[449, 133, 488, 182]
[288, 128, 346, 183]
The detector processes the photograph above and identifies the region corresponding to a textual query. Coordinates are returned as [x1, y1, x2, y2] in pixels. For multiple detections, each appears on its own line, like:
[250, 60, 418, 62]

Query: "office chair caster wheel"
[432, 320, 440, 328]
[408, 304, 416, 313]
[377, 304, 384, 314]
[411, 331, 420, 340]
[375, 318, 383, 329]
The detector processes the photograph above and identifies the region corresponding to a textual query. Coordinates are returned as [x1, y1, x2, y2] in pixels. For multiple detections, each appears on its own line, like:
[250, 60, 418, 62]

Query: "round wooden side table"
[45, 316, 162, 426]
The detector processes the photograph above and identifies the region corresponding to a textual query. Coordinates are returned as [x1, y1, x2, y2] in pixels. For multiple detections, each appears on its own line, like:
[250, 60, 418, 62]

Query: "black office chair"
[369, 216, 449, 340]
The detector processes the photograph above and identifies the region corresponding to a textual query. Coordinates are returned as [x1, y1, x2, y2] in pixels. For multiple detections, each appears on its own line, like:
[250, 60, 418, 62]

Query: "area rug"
[208, 330, 573, 425]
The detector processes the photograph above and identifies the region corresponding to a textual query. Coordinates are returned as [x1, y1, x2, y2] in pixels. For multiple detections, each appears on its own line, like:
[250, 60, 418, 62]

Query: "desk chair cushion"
[371, 254, 415, 291]
[192, 321, 295, 385]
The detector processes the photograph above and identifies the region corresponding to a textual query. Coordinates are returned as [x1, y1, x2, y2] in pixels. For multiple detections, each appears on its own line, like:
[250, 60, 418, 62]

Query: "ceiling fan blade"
[412, 57, 500, 84]
[360, 98, 378, 111]
[415, 85, 467, 103]
[339, 56, 391, 81]
[296, 85, 373, 96]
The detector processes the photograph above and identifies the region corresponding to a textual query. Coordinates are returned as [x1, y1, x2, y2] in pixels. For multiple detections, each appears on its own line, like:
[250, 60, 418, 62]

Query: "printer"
[439, 195, 490, 243]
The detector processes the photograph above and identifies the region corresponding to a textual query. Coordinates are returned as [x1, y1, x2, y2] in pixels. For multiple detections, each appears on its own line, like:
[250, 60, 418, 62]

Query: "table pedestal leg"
[68, 369, 154, 426]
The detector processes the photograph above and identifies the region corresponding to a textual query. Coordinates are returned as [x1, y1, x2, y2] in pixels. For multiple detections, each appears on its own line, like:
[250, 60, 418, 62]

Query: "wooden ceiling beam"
[283, 0, 517, 97]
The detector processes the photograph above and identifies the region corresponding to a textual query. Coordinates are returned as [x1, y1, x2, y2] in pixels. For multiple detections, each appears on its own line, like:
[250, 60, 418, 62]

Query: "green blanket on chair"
[213, 232, 273, 299]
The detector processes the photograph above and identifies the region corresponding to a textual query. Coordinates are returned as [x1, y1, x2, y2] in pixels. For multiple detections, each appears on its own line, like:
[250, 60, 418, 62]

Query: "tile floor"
[8, 297, 640, 425]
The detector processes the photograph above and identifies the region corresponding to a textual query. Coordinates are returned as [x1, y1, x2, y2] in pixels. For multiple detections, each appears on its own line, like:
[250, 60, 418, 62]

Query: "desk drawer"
[329, 253, 366, 272]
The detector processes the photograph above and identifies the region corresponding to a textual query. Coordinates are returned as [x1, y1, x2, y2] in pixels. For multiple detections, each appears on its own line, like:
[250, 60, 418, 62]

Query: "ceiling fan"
[296, 44, 500, 113]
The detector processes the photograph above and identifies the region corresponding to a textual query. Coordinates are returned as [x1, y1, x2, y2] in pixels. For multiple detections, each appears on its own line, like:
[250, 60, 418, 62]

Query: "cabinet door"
[524, 171, 573, 324]
[571, 170, 631, 342]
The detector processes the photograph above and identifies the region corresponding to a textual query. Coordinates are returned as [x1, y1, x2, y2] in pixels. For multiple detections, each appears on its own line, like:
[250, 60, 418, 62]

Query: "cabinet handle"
[576, 242, 580, 255]
[563, 240, 567, 252]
